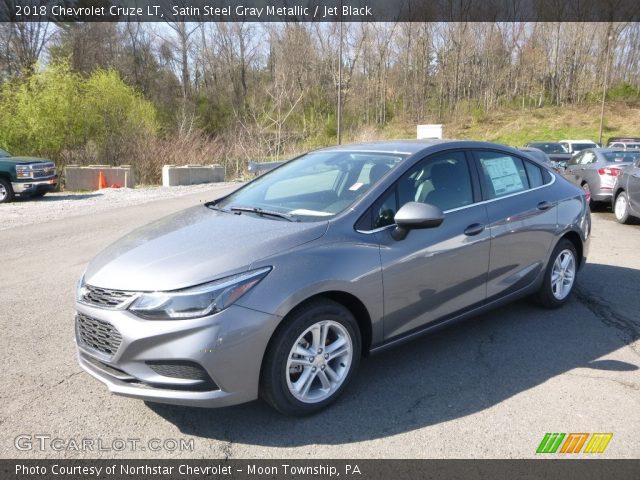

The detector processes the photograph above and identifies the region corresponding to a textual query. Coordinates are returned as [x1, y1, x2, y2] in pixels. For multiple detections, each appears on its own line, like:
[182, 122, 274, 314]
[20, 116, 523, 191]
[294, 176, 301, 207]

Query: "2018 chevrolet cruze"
[75, 140, 590, 415]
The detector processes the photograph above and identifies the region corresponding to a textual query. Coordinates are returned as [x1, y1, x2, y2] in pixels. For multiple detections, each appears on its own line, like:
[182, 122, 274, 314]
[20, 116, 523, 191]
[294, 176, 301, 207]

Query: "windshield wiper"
[204, 201, 230, 212]
[229, 206, 297, 222]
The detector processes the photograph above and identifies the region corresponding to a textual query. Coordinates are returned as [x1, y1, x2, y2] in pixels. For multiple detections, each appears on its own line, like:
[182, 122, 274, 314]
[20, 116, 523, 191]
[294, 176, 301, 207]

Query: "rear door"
[471, 149, 558, 300]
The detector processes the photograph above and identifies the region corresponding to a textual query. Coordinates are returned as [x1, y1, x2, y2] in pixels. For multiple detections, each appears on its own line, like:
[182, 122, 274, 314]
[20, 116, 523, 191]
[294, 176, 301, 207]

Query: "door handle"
[537, 201, 553, 211]
[464, 223, 485, 236]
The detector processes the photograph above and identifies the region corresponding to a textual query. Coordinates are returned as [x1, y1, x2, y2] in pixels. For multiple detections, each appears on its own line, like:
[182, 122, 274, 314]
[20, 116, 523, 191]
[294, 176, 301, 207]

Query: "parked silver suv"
[76, 141, 590, 415]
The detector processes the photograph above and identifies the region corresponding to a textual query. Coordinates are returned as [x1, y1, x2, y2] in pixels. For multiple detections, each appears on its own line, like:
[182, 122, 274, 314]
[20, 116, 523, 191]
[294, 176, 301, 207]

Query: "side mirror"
[392, 202, 444, 241]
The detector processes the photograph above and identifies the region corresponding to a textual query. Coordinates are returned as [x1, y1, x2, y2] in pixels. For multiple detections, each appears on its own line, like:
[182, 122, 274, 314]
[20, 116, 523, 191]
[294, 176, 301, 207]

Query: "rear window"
[572, 143, 597, 152]
[603, 151, 640, 163]
[524, 161, 545, 188]
[530, 143, 565, 154]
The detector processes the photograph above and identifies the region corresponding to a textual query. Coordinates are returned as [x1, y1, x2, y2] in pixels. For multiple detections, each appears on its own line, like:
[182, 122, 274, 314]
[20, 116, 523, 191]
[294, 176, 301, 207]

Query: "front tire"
[0, 177, 15, 203]
[534, 239, 578, 309]
[614, 191, 631, 224]
[260, 299, 361, 416]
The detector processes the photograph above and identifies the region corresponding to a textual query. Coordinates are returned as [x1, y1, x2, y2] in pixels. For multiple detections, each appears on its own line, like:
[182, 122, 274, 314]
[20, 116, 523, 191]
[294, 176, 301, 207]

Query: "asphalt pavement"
[1, 186, 639, 458]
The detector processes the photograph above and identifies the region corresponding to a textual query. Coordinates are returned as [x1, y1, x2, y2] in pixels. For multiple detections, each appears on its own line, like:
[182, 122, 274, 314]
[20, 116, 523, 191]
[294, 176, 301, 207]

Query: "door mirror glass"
[392, 202, 444, 240]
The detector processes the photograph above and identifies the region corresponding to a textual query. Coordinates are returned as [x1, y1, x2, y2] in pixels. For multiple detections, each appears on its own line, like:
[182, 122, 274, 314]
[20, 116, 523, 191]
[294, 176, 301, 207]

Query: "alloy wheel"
[286, 320, 353, 403]
[0, 183, 7, 202]
[615, 194, 628, 221]
[551, 249, 576, 300]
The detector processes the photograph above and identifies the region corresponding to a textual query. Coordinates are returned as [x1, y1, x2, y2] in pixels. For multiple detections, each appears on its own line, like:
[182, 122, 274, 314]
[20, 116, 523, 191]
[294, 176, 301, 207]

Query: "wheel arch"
[268, 291, 373, 356]
[559, 230, 583, 268]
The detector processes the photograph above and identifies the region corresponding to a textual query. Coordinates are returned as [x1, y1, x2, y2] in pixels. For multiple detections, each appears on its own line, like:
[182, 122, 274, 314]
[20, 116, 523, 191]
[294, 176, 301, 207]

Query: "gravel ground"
[0, 183, 239, 231]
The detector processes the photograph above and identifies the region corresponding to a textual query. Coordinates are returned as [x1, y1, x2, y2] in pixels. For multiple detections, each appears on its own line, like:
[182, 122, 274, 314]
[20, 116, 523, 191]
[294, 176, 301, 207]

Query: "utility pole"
[337, 6, 343, 145]
[599, 35, 612, 146]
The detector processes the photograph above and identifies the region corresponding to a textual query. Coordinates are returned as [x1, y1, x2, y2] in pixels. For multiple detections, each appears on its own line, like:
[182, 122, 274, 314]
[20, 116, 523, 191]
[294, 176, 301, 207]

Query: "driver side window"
[371, 151, 473, 229]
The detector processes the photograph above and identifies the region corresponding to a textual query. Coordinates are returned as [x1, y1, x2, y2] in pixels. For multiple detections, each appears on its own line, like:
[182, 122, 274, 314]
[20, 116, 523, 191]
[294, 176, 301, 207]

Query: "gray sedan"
[75, 141, 590, 415]
[563, 148, 640, 206]
[612, 156, 640, 224]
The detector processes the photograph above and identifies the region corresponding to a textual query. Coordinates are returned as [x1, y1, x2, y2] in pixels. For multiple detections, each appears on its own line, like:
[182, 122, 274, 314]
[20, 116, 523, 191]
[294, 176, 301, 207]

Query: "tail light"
[597, 167, 620, 176]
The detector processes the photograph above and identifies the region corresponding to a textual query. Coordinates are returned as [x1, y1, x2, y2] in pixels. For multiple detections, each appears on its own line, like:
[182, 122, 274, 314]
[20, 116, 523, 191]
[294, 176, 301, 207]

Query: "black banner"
[1, 0, 640, 22]
[3, 460, 640, 480]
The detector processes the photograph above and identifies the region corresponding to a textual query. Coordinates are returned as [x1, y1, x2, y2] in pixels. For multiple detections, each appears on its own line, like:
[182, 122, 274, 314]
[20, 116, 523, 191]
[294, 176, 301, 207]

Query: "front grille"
[32, 168, 55, 178]
[81, 285, 138, 309]
[76, 313, 122, 356]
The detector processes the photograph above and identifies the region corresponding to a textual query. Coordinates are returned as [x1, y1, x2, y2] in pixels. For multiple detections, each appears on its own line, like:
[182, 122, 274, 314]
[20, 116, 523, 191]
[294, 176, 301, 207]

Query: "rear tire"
[260, 299, 361, 416]
[0, 177, 14, 203]
[614, 191, 631, 224]
[534, 239, 578, 309]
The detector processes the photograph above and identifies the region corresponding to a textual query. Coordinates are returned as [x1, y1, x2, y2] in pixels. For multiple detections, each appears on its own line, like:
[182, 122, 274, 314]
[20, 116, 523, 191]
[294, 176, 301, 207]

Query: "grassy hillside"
[368, 101, 640, 147]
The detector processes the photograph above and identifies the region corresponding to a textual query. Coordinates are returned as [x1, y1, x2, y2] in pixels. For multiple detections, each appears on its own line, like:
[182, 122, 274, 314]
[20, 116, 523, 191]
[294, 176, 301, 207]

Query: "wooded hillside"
[1, 22, 639, 182]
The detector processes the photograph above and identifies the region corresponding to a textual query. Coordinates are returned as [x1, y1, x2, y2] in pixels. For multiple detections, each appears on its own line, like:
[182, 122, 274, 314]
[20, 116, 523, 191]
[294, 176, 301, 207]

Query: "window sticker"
[483, 157, 524, 196]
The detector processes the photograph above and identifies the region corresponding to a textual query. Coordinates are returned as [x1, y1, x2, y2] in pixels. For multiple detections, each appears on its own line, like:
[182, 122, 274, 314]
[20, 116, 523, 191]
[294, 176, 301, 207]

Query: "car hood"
[84, 205, 328, 291]
[0, 156, 52, 165]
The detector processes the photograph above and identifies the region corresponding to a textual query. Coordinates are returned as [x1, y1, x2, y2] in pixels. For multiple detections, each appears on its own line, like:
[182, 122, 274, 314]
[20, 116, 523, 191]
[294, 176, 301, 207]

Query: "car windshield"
[216, 151, 407, 221]
[603, 151, 640, 163]
[530, 143, 565, 154]
[0, 149, 10, 157]
[572, 143, 597, 152]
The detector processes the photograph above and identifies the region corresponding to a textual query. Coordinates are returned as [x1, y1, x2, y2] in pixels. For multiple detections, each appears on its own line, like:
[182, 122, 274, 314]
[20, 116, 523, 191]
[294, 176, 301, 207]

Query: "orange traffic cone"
[98, 171, 107, 190]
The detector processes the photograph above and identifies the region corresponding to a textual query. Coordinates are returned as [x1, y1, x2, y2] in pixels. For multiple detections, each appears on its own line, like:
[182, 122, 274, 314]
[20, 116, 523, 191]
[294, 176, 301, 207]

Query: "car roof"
[315, 139, 517, 156]
[527, 141, 562, 145]
[559, 139, 597, 143]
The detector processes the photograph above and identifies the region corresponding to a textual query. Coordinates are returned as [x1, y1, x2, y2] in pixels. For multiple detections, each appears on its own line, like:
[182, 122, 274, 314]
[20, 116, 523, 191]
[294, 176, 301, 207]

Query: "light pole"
[598, 35, 613, 146]
[337, 5, 343, 145]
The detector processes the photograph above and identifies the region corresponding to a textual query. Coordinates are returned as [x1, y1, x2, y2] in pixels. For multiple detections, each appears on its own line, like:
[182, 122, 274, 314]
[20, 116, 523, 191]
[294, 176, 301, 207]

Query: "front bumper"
[75, 302, 281, 408]
[12, 176, 58, 194]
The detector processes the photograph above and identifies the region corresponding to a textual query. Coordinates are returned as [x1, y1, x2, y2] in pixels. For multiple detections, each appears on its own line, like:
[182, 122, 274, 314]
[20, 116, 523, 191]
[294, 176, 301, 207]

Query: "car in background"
[524, 141, 572, 169]
[607, 136, 640, 147]
[75, 140, 590, 415]
[609, 141, 640, 150]
[518, 146, 561, 172]
[0, 149, 58, 203]
[563, 148, 640, 206]
[559, 139, 598, 155]
[612, 156, 640, 224]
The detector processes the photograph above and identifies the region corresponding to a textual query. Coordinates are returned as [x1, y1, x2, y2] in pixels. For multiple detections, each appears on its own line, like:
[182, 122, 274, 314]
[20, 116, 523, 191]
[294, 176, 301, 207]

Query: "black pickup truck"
[0, 149, 58, 203]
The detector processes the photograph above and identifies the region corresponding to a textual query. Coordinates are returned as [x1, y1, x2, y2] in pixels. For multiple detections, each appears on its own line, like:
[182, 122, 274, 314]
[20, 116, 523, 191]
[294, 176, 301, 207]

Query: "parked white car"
[559, 139, 598, 154]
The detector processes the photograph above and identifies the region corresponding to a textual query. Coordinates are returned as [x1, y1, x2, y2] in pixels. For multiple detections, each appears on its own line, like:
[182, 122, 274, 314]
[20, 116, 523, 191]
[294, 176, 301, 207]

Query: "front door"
[374, 150, 491, 340]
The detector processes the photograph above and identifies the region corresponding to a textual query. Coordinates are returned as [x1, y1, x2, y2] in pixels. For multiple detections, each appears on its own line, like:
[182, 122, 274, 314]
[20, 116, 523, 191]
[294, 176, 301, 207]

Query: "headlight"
[76, 274, 86, 302]
[129, 267, 272, 320]
[15, 165, 31, 179]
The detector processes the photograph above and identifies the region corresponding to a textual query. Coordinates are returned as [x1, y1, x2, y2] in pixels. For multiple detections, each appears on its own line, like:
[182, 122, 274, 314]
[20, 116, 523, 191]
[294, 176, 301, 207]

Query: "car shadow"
[147, 262, 640, 446]
[17, 193, 103, 202]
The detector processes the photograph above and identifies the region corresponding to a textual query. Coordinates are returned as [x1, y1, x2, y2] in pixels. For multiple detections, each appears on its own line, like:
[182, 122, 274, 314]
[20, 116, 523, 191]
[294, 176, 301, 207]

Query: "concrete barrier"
[162, 165, 225, 187]
[64, 165, 135, 191]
